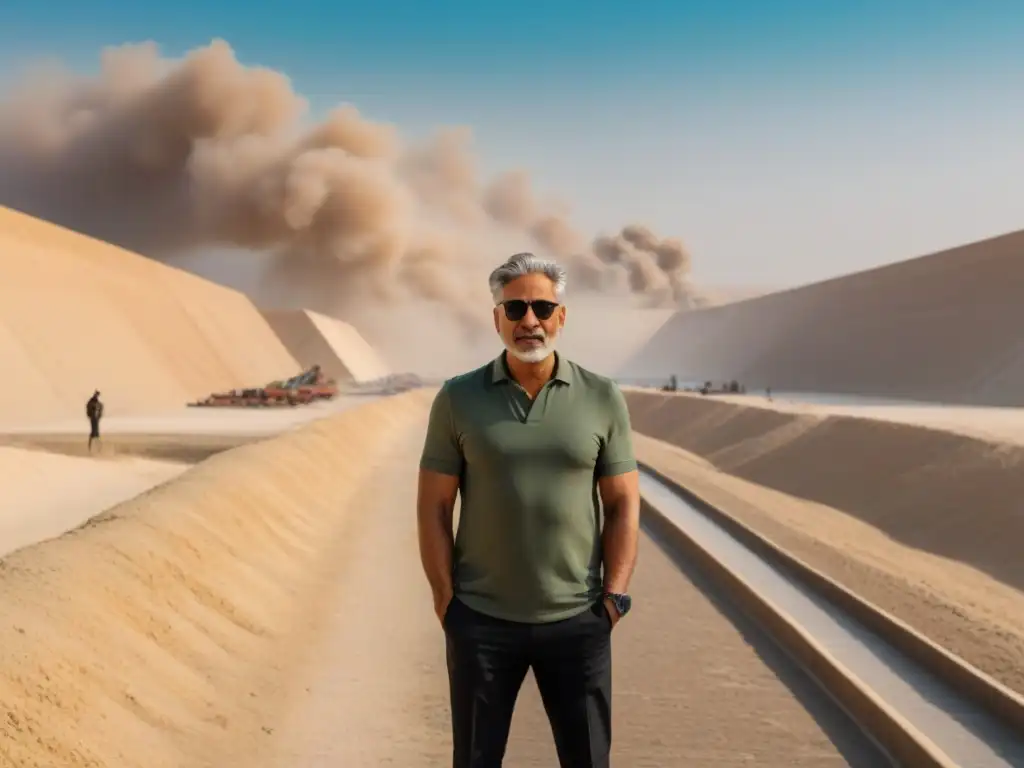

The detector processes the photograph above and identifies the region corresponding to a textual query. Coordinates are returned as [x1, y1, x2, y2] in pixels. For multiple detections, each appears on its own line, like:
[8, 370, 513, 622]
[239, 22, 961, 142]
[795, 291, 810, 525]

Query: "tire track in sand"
[254, 421, 884, 766]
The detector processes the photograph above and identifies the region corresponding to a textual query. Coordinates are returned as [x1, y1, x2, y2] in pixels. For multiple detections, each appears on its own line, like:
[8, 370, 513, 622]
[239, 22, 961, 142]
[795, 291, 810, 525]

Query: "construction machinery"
[188, 365, 339, 408]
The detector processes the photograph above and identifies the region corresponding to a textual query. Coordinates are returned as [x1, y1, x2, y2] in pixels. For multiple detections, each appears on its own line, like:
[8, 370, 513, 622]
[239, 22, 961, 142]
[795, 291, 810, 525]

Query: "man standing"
[417, 252, 641, 767]
[86, 390, 103, 453]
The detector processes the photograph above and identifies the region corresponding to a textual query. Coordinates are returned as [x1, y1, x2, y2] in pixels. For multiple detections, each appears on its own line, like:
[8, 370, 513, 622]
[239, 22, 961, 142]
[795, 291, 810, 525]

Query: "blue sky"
[3, 0, 1024, 290]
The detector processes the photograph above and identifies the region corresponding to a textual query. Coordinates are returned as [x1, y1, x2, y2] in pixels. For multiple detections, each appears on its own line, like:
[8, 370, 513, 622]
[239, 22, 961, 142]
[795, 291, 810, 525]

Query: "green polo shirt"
[419, 352, 637, 624]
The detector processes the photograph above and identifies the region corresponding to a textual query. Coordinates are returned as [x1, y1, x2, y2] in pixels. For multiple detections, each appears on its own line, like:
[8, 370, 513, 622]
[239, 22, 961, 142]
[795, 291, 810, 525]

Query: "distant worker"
[418, 252, 640, 768]
[86, 390, 104, 452]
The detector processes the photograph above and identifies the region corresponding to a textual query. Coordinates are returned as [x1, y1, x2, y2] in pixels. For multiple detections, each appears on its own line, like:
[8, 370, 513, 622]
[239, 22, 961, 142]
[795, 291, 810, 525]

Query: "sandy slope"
[0, 392, 881, 766]
[625, 389, 1024, 696]
[239, 405, 876, 767]
[554, 303, 675, 376]
[262, 308, 392, 384]
[623, 228, 1024, 405]
[706, 391, 1024, 446]
[0, 391, 428, 767]
[0, 205, 298, 427]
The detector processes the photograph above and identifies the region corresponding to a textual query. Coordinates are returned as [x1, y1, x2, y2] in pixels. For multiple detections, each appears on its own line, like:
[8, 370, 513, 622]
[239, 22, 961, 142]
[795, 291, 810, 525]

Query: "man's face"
[493, 273, 567, 363]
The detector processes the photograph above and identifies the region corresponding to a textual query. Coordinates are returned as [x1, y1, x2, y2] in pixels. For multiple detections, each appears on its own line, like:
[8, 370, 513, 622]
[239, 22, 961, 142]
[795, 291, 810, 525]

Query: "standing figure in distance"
[417, 252, 641, 768]
[86, 390, 103, 453]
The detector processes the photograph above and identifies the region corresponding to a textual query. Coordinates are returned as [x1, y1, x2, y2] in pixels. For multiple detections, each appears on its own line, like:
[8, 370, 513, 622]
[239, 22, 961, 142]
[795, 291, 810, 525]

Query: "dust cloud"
[0, 38, 705, 371]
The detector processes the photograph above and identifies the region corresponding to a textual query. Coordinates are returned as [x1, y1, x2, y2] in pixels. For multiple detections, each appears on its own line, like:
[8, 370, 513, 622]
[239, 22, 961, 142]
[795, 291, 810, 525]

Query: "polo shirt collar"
[490, 351, 573, 386]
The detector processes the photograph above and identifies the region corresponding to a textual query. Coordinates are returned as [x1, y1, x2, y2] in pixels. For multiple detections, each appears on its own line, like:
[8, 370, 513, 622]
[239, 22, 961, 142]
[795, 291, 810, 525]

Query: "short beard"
[505, 330, 558, 363]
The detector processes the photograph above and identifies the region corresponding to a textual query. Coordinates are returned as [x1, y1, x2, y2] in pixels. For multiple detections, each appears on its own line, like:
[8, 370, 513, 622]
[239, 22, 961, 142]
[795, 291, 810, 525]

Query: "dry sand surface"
[0, 446, 186, 557]
[0, 205, 299, 427]
[626, 389, 1024, 696]
[708, 391, 1024, 446]
[0, 391, 428, 767]
[0, 391, 881, 766]
[261, 308, 392, 384]
[0, 395, 379, 437]
[238, 399, 877, 767]
[623, 227, 1024, 406]
[0, 434, 259, 465]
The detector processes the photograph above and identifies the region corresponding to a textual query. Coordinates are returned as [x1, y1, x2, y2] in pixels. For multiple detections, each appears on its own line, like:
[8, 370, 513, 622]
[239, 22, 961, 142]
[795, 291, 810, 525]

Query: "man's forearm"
[602, 498, 640, 593]
[418, 503, 455, 602]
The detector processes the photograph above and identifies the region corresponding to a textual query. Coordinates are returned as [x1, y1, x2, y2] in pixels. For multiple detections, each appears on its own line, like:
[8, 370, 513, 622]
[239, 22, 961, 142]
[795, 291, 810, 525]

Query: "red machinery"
[188, 365, 339, 408]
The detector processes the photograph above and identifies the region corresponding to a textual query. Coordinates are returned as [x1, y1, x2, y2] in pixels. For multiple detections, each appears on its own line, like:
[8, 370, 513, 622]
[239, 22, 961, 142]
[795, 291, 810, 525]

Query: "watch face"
[613, 594, 631, 615]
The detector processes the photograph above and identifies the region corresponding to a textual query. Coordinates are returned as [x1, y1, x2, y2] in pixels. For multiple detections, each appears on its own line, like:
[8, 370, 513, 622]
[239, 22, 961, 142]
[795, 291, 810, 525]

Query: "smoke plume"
[0, 38, 704, 349]
[592, 225, 703, 306]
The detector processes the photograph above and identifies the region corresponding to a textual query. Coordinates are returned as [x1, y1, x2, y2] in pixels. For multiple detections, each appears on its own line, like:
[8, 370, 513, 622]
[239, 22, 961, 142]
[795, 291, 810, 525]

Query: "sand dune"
[262, 308, 391, 384]
[625, 388, 1024, 694]
[0, 390, 430, 767]
[0, 205, 299, 427]
[623, 228, 1024, 405]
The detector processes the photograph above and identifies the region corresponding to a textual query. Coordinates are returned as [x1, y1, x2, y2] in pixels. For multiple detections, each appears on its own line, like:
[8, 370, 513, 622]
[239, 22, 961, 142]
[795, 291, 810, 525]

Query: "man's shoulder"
[437, 361, 493, 397]
[562, 358, 622, 398]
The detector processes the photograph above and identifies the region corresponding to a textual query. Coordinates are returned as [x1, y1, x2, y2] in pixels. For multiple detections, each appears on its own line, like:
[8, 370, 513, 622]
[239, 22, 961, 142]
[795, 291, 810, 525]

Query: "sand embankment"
[0, 205, 299, 427]
[707, 391, 1024, 446]
[0, 390, 430, 767]
[623, 228, 1024, 405]
[625, 388, 1024, 695]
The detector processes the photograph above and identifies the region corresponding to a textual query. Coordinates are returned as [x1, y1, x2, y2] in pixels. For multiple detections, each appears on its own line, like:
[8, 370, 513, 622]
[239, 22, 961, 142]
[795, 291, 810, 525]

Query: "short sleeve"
[420, 384, 465, 476]
[596, 383, 637, 477]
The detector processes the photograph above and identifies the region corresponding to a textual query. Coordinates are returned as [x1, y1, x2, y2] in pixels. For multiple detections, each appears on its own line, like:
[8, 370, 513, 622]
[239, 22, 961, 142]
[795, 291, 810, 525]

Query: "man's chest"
[459, 395, 603, 472]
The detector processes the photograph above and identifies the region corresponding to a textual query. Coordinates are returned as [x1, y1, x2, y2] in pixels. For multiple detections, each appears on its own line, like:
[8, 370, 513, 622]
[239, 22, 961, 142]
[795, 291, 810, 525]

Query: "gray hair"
[488, 252, 567, 304]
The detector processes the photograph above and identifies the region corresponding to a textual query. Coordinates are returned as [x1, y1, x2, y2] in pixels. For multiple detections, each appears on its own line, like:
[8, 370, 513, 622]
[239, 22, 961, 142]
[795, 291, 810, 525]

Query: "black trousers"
[89, 418, 100, 440]
[443, 597, 612, 768]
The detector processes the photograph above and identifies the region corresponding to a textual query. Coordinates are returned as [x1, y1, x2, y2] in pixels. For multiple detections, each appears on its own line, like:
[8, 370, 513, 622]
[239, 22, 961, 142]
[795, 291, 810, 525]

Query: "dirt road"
[250, 423, 883, 766]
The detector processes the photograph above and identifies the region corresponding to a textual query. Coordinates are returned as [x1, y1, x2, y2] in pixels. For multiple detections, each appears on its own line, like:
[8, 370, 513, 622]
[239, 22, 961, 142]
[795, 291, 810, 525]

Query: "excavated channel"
[640, 470, 1024, 768]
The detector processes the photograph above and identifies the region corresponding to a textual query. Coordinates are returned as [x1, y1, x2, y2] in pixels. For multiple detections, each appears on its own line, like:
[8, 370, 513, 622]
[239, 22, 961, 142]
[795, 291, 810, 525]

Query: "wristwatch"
[602, 591, 632, 618]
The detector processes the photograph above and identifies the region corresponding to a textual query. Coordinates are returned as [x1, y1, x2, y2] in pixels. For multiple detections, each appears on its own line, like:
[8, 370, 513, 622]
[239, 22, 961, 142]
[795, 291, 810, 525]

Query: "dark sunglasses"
[499, 299, 560, 322]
